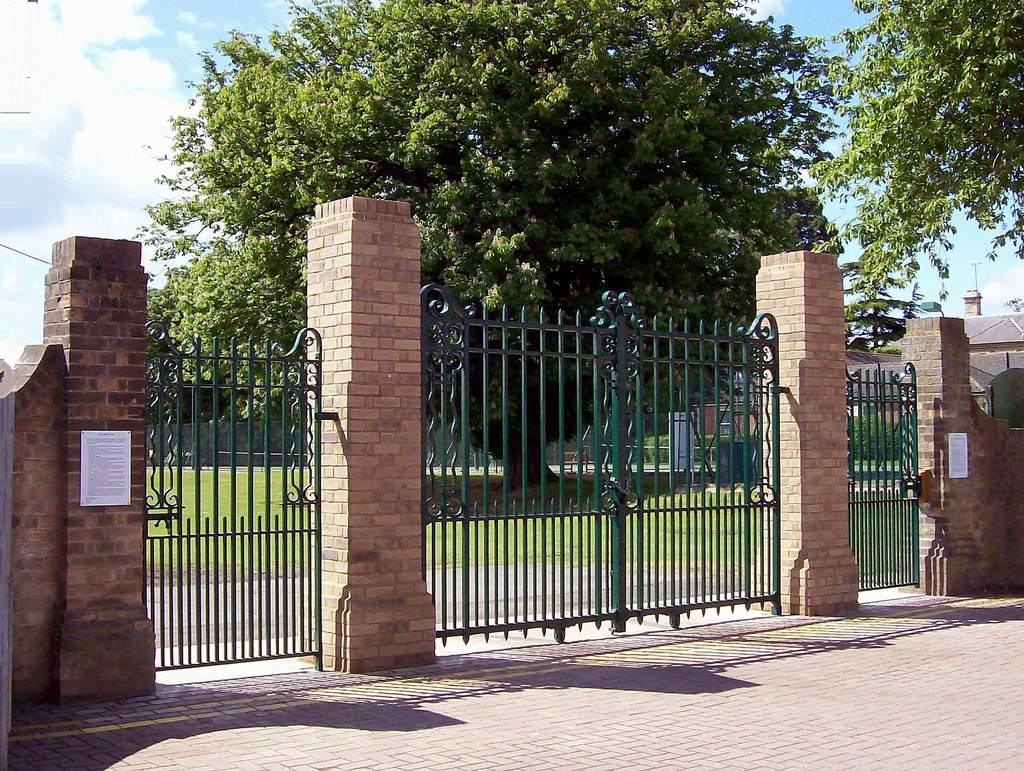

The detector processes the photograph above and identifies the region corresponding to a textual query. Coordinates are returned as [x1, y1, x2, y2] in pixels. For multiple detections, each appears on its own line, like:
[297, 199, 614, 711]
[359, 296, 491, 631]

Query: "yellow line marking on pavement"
[81, 717, 195, 734]
[13, 596, 1023, 741]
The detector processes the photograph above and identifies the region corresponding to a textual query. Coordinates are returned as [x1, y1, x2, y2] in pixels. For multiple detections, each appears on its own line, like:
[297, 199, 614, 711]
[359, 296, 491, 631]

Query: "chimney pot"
[964, 289, 982, 316]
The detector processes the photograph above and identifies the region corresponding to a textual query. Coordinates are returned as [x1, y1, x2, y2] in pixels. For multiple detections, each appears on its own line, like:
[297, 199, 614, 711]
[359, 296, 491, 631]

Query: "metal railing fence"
[846, 363, 920, 590]
[144, 323, 322, 670]
[422, 285, 781, 641]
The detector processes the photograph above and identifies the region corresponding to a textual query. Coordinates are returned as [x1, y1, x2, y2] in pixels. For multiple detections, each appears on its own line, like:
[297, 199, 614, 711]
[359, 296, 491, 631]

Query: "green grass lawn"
[145, 468, 314, 573]
[849, 495, 919, 585]
[425, 506, 772, 569]
[146, 468, 773, 571]
[425, 470, 773, 568]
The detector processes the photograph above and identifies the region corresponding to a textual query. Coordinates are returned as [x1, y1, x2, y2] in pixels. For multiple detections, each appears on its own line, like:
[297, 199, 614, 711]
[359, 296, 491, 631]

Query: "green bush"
[848, 415, 900, 463]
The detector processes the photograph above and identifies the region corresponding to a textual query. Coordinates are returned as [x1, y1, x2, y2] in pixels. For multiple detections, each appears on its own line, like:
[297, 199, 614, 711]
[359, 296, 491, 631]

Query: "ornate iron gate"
[422, 285, 781, 641]
[144, 324, 322, 669]
[847, 363, 920, 590]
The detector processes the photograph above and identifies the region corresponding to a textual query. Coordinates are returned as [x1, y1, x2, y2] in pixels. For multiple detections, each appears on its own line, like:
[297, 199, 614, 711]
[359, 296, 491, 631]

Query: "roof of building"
[962, 305, 1024, 393]
[970, 351, 1024, 393]
[845, 350, 907, 377]
[964, 313, 1024, 345]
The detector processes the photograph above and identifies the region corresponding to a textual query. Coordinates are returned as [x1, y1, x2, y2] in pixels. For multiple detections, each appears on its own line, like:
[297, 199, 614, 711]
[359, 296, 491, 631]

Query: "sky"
[1, 0, 1022, 364]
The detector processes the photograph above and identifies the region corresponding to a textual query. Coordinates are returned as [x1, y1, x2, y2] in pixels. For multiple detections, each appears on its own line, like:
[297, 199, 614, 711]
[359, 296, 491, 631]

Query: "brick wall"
[307, 197, 435, 672]
[1, 346, 65, 701]
[973, 405, 1024, 584]
[757, 251, 860, 614]
[904, 317, 1024, 592]
[1, 386, 12, 771]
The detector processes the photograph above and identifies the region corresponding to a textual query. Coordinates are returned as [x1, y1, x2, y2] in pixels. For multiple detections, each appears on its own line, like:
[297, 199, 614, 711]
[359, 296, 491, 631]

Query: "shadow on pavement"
[9, 594, 1024, 770]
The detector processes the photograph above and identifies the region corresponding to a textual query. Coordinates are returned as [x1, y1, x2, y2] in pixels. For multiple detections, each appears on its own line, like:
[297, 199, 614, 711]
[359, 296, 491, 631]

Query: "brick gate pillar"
[902, 317, 983, 593]
[43, 237, 155, 702]
[756, 251, 859, 615]
[307, 197, 435, 672]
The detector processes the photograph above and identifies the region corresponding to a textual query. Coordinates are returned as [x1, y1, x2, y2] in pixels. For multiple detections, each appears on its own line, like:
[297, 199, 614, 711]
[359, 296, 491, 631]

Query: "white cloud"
[981, 263, 1024, 312]
[0, 250, 46, 365]
[175, 30, 199, 50]
[175, 10, 217, 30]
[0, 0, 185, 362]
[53, 0, 159, 48]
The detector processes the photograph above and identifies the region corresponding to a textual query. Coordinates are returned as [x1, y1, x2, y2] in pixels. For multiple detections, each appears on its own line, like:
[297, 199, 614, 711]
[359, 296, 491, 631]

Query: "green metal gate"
[422, 285, 781, 641]
[847, 363, 920, 590]
[144, 323, 322, 669]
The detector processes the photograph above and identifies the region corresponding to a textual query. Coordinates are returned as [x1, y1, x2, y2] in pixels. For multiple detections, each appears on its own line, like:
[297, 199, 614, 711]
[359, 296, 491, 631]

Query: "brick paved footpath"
[10, 594, 1024, 770]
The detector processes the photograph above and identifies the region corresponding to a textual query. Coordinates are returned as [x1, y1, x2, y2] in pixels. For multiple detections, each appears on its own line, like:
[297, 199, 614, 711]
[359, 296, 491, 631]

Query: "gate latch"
[605, 476, 639, 511]
[907, 470, 928, 501]
[905, 473, 923, 499]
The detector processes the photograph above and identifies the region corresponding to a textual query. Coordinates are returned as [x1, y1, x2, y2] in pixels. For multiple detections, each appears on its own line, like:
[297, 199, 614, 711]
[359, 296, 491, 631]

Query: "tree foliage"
[815, 1, 1024, 287]
[843, 259, 920, 351]
[778, 189, 837, 251]
[146, 0, 835, 342]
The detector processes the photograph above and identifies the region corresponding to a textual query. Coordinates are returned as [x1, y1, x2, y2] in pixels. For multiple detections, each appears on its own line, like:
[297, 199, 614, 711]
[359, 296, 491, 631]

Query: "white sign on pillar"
[948, 433, 969, 479]
[80, 431, 131, 506]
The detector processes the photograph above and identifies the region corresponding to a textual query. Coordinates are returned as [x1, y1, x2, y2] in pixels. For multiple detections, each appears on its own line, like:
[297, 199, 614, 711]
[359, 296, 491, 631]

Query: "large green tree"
[147, 0, 835, 342]
[815, 1, 1024, 287]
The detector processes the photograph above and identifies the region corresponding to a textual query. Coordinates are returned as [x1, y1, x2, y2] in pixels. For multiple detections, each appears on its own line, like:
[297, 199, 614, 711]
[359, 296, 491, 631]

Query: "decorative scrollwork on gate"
[590, 291, 647, 489]
[281, 327, 322, 510]
[591, 291, 646, 379]
[746, 313, 779, 371]
[745, 313, 780, 508]
[897, 362, 920, 493]
[421, 284, 470, 521]
[145, 321, 187, 527]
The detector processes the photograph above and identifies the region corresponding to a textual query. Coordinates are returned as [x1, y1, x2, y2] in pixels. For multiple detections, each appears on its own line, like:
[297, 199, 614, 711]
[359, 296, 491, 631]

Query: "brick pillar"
[43, 237, 154, 702]
[756, 251, 859, 615]
[307, 197, 435, 672]
[902, 317, 982, 593]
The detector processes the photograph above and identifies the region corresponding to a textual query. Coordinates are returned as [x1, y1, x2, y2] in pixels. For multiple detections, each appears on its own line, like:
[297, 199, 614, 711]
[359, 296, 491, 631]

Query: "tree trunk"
[503, 436, 559, 489]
